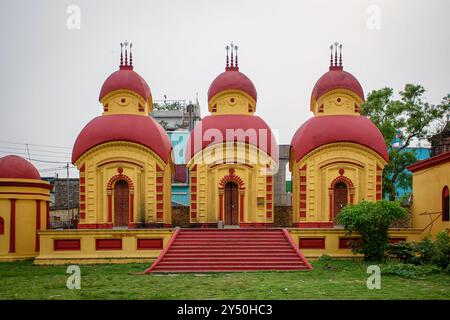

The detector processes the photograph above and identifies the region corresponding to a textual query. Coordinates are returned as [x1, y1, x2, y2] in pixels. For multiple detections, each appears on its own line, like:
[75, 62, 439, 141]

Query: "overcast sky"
[0, 0, 449, 176]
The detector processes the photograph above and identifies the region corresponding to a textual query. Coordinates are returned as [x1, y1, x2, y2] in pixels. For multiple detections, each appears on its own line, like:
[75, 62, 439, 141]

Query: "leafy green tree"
[337, 200, 407, 262]
[361, 85, 449, 200]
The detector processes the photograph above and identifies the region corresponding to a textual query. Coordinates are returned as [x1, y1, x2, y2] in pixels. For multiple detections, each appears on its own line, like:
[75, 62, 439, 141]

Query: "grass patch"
[0, 259, 449, 300]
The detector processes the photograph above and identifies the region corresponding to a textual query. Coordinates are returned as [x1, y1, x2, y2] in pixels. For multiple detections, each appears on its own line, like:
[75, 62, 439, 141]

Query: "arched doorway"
[333, 182, 348, 221]
[114, 180, 129, 227]
[224, 181, 239, 225]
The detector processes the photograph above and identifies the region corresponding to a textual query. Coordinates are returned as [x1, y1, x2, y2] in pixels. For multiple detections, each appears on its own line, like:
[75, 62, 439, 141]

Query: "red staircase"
[144, 228, 312, 273]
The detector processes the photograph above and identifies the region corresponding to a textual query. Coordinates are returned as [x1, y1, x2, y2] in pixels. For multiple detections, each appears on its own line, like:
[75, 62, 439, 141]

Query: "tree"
[361, 84, 449, 200]
[337, 200, 407, 262]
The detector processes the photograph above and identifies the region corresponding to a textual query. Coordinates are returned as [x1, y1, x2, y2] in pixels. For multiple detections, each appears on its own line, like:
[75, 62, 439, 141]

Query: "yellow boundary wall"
[31, 227, 424, 265]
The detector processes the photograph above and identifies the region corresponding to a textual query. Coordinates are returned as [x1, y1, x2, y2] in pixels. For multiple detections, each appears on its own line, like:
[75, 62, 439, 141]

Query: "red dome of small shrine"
[0, 155, 41, 180]
[290, 115, 389, 162]
[72, 114, 172, 164]
[310, 43, 364, 109]
[99, 66, 151, 101]
[186, 114, 278, 162]
[207, 44, 257, 102]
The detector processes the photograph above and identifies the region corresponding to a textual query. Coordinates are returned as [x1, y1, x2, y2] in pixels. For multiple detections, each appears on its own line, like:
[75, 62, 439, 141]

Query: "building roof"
[207, 69, 257, 102]
[407, 150, 450, 172]
[99, 65, 152, 101]
[0, 155, 41, 180]
[310, 67, 364, 109]
[290, 115, 389, 162]
[72, 114, 172, 163]
[186, 114, 278, 162]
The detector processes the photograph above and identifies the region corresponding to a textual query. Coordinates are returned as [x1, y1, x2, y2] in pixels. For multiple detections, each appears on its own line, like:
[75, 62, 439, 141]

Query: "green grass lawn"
[0, 259, 449, 300]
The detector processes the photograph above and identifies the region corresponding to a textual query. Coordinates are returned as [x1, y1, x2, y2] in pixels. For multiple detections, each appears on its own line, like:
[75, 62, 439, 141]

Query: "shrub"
[411, 235, 435, 265]
[386, 241, 416, 263]
[433, 231, 450, 270]
[382, 263, 441, 279]
[337, 200, 407, 262]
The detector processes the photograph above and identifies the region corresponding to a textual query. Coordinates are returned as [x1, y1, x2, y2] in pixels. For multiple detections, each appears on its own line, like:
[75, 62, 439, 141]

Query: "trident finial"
[119, 41, 134, 69]
[225, 42, 239, 71]
[120, 42, 124, 66]
[333, 42, 338, 67]
[329, 42, 343, 70]
[129, 42, 133, 66]
[226, 45, 230, 68]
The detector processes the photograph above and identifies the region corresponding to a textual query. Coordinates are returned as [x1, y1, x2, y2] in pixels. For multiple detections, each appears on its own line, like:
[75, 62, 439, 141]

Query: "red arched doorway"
[333, 182, 348, 221]
[443, 186, 449, 221]
[224, 181, 239, 225]
[114, 180, 129, 227]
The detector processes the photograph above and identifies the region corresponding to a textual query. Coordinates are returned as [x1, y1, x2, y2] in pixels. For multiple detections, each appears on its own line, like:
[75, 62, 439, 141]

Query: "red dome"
[311, 67, 364, 107]
[290, 115, 389, 162]
[0, 155, 41, 180]
[186, 114, 278, 162]
[72, 114, 172, 163]
[208, 68, 257, 102]
[99, 66, 152, 101]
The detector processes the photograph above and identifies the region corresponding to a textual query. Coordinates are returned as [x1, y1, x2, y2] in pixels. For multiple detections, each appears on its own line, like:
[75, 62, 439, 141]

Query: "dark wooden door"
[114, 180, 129, 227]
[224, 182, 239, 225]
[333, 182, 348, 221]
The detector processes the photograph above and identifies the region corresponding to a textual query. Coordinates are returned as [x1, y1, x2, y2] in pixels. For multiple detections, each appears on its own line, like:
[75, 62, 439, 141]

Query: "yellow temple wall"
[410, 160, 450, 237]
[74, 141, 172, 227]
[0, 179, 50, 261]
[188, 143, 276, 225]
[35, 229, 173, 265]
[289, 228, 422, 258]
[291, 142, 386, 225]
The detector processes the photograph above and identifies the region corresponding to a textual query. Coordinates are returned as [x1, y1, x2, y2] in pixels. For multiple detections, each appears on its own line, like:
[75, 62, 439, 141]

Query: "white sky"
[0, 0, 449, 177]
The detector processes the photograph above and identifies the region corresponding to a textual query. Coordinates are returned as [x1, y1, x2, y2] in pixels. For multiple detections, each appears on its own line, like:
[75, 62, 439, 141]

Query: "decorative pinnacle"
[225, 42, 239, 71]
[329, 42, 343, 70]
[119, 41, 133, 69]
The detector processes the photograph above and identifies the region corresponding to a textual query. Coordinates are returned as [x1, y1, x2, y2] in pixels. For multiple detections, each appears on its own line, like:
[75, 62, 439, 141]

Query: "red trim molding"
[0, 181, 51, 189]
[137, 239, 163, 250]
[96, 239, 122, 250]
[293, 222, 334, 228]
[35, 200, 41, 252]
[239, 222, 274, 228]
[299, 164, 307, 218]
[0, 217, 4, 235]
[46, 201, 50, 229]
[54, 239, 81, 251]
[407, 151, 450, 172]
[77, 223, 113, 229]
[339, 237, 362, 249]
[389, 237, 406, 244]
[299, 237, 326, 249]
[9, 199, 16, 253]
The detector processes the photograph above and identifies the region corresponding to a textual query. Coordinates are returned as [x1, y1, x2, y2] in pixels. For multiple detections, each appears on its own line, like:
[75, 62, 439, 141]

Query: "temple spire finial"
[225, 42, 239, 71]
[119, 40, 133, 70]
[329, 42, 343, 70]
[120, 42, 124, 66]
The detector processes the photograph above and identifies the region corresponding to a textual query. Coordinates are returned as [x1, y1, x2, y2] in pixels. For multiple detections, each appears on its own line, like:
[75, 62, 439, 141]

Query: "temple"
[0, 42, 447, 270]
[186, 43, 278, 227]
[290, 43, 388, 228]
[72, 42, 173, 229]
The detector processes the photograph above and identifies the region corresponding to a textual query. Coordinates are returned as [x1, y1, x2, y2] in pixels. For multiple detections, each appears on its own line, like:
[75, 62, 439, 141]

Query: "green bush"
[412, 235, 435, 265]
[337, 200, 407, 262]
[382, 263, 441, 279]
[433, 231, 450, 270]
[386, 231, 450, 271]
[386, 241, 416, 263]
